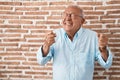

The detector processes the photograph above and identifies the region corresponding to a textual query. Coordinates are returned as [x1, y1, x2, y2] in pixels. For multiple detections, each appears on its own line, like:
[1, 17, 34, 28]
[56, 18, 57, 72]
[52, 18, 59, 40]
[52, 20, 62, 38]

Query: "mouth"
[64, 21, 73, 26]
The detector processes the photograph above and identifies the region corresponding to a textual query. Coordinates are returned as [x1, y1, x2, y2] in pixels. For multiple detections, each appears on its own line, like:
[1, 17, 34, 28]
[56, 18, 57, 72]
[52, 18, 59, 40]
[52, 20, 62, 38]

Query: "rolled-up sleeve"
[97, 47, 113, 69]
[36, 46, 53, 65]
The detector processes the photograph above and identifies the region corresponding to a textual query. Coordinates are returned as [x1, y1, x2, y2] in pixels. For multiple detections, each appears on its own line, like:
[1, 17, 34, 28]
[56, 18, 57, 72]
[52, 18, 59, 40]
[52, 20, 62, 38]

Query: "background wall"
[0, 0, 120, 80]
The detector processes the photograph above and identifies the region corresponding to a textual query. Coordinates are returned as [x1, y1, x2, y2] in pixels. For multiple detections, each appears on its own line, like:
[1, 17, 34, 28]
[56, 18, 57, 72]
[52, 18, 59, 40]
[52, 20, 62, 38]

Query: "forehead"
[64, 6, 81, 14]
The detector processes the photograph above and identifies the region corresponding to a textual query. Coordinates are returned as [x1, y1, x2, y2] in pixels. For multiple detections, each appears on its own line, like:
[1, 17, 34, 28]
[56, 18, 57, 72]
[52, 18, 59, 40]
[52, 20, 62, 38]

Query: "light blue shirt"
[37, 27, 113, 80]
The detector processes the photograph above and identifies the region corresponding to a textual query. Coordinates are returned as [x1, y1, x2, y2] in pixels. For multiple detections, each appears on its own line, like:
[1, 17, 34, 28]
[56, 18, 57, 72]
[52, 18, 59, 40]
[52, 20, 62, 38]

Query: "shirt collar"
[62, 27, 83, 38]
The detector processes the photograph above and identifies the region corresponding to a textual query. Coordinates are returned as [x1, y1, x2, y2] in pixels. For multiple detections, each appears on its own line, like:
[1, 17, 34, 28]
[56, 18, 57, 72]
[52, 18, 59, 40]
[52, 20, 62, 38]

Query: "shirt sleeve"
[36, 46, 54, 66]
[95, 35, 113, 69]
[95, 46, 113, 69]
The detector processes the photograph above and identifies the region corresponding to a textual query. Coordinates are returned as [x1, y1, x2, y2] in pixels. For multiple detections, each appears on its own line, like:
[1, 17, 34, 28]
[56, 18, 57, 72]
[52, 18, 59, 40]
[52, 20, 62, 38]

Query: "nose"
[66, 14, 72, 20]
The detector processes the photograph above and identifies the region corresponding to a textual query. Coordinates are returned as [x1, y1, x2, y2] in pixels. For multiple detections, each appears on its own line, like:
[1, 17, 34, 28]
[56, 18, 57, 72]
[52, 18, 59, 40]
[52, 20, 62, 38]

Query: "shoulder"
[82, 28, 97, 37]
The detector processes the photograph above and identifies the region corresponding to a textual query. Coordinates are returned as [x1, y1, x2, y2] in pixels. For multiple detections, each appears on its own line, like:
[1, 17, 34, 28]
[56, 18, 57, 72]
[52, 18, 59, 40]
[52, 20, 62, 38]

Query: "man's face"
[62, 6, 84, 33]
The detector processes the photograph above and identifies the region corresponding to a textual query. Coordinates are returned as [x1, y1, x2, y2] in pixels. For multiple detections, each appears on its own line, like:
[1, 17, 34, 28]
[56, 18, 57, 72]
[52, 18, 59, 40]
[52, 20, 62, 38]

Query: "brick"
[83, 25, 102, 29]
[23, 26, 47, 29]
[22, 62, 38, 66]
[109, 77, 120, 80]
[104, 71, 120, 75]
[50, 26, 62, 29]
[77, 2, 102, 5]
[0, 2, 22, 5]
[0, 25, 21, 28]
[47, 16, 62, 20]
[107, 10, 120, 15]
[100, 15, 120, 19]
[22, 2, 47, 6]
[25, 71, 47, 75]
[0, 11, 23, 15]
[108, 34, 120, 38]
[111, 48, 120, 53]
[85, 16, 98, 20]
[107, 1, 120, 4]
[6, 47, 29, 51]
[36, 21, 60, 24]
[30, 30, 49, 34]
[9, 20, 32, 24]
[24, 34, 45, 39]
[25, 11, 49, 15]
[28, 39, 44, 43]
[0, 29, 2, 33]
[4, 57, 26, 61]
[84, 11, 104, 15]
[0, 15, 19, 19]
[95, 6, 120, 10]
[9, 75, 32, 78]
[0, 53, 21, 56]
[109, 39, 120, 42]
[0, 62, 20, 65]
[0, 43, 18, 47]
[20, 16, 44, 19]
[94, 29, 109, 33]
[110, 67, 120, 71]
[0, 47, 4, 51]
[0, 6, 12, 10]
[3, 39, 25, 42]
[0, 34, 21, 37]
[24, 53, 36, 57]
[93, 76, 106, 79]
[41, 6, 65, 10]
[21, 44, 40, 48]
[90, 20, 115, 24]
[8, 66, 30, 70]
[0, 20, 4, 23]
[118, 19, 120, 23]
[15, 7, 39, 11]
[110, 29, 120, 33]
[0, 66, 6, 69]
[81, 7, 93, 10]
[5, 29, 28, 33]
[0, 75, 7, 79]
[32, 67, 52, 71]
[49, 2, 73, 5]
[28, 58, 37, 61]
[106, 24, 120, 28]
[109, 43, 120, 47]
[51, 11, 62, 15]
[34, 75, 52, 79]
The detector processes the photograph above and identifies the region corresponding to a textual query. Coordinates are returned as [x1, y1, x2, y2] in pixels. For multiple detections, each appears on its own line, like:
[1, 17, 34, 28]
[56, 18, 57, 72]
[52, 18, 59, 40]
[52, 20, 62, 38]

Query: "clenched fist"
[97, 33, 109, 61]
[42, 31, 56, 57]
[98, 33, 108, 49]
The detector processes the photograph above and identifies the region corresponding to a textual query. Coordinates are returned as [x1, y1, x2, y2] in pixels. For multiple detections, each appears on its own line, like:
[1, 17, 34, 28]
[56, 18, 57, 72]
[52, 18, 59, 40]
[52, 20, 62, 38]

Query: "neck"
[65, 26, 81, 41]
[67, 32, 75, 41]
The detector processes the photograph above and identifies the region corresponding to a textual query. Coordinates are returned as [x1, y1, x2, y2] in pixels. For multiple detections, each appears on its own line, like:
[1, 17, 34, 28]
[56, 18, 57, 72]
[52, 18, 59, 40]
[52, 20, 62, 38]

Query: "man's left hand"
[97, 33, 109, 61]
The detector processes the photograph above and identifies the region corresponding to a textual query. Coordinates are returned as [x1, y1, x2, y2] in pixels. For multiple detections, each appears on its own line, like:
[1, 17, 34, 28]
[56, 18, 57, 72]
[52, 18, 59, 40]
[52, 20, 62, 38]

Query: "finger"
[97, 33, 100, 38]
[99, 42, 108, 46]
[48, 32, 56, 37]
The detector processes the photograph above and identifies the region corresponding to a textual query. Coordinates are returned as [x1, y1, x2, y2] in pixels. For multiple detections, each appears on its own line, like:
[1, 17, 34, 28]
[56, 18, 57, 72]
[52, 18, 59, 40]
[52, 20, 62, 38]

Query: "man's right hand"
[42, 31, 56, 57]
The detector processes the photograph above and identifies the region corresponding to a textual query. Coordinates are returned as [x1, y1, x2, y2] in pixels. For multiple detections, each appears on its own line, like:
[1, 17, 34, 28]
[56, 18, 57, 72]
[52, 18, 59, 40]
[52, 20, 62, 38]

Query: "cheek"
[62, 18, 66, 25]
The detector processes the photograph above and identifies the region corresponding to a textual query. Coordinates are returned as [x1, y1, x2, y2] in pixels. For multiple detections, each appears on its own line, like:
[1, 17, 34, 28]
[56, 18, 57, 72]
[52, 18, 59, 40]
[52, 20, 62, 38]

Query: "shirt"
[37, 27, 113, 80]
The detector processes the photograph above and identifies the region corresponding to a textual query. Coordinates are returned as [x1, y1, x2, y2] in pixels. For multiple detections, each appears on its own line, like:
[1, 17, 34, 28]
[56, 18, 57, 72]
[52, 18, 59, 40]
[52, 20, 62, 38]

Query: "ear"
[82, 18, 85, 24]
[97, 33, 101, 38]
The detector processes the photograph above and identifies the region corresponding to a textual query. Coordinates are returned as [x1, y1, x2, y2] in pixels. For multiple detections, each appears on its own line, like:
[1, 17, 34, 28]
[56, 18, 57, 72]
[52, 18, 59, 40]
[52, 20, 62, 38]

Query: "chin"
[63, 25, 72, 30]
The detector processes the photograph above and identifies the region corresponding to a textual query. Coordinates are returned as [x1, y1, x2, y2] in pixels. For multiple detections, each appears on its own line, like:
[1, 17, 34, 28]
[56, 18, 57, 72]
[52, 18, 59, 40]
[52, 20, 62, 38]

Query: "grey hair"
[67, 5, 85, 19]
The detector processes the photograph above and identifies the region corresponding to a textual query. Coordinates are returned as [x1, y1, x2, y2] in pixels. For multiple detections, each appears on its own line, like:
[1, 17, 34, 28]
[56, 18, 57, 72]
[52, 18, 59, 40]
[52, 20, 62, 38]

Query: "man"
[37, 5, 113, 80]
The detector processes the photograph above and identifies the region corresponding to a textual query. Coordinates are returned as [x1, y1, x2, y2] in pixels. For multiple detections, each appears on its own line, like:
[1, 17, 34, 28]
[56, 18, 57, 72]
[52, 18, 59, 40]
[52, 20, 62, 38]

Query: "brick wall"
[0, 0, 120, 80]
